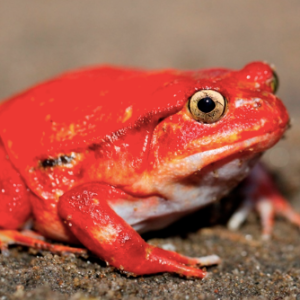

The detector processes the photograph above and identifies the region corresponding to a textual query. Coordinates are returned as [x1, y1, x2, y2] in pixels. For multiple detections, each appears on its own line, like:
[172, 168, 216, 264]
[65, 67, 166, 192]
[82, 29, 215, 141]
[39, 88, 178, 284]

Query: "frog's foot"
[228, 163, 300, 239]
[0, 230, 86, 255]
[58, 183, 220, 278]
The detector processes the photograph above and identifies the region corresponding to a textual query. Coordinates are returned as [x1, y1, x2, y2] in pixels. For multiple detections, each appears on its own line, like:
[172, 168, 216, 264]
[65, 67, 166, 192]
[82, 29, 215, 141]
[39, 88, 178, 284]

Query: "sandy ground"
[0, 1, 300, 299]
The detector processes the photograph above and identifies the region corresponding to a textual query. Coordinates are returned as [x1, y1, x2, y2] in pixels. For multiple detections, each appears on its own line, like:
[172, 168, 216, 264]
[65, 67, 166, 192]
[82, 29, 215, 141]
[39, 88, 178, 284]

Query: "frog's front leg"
[58, 183, 220, 278]
[228, 163, 300, 239]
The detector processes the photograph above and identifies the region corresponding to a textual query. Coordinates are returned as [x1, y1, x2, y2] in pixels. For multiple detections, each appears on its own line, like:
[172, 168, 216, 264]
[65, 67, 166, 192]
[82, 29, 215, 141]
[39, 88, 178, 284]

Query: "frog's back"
[0, 65, 198, 171]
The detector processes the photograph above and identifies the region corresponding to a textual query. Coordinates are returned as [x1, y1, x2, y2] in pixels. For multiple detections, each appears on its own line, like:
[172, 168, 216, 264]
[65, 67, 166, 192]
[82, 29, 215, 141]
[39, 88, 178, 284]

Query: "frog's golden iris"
[189, 90, 226, 124]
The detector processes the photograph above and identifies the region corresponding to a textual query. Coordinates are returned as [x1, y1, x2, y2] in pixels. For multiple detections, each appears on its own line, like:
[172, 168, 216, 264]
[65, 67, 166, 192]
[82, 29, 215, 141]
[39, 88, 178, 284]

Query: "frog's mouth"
[165, 128, 286, 180]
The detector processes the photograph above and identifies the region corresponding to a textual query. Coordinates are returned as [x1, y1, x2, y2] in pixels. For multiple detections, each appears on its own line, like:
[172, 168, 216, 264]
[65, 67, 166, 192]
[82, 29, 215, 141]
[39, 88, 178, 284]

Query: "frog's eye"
[189, 90, 226, 123]
[271, 71, 279, 94]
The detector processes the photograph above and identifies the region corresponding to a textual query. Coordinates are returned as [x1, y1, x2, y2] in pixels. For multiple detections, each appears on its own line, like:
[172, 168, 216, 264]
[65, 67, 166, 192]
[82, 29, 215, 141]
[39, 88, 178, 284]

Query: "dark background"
[0, 1, 300, 299]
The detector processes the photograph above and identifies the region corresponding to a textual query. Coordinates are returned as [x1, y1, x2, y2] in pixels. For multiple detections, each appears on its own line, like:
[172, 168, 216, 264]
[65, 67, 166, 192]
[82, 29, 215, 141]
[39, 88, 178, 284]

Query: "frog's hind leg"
[0, 230, 86, 255]
[228, 163, 300, 239]
[0, 138, 32, 230]
[58, 183, 220, 278]
[0, 139, 86, 255]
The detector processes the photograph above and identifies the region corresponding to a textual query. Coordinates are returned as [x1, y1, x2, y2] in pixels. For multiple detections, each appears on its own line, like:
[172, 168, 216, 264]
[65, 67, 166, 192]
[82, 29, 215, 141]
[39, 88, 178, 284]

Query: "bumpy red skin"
[0, 139, 31, 229]
[0, 62, 290, 277]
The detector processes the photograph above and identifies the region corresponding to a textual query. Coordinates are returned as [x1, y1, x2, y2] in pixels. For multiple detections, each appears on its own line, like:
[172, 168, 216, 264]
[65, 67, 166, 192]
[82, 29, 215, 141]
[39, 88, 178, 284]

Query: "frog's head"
[0, 61, 288, 200]
[148, 62, 289, 180]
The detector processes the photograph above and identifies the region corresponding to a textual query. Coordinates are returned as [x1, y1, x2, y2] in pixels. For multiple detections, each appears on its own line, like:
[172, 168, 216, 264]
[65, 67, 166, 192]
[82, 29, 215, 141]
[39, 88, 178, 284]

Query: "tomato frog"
[0, 62, 299, 278]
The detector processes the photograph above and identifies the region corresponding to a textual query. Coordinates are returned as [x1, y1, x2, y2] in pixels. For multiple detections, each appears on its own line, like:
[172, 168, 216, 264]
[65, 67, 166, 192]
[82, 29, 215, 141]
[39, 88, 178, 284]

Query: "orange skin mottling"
[0, 62, 291, 278]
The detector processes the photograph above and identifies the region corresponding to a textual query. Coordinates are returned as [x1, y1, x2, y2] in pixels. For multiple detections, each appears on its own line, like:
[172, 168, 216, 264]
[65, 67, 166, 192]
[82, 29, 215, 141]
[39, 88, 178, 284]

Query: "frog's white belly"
[111, 154, 259, 233]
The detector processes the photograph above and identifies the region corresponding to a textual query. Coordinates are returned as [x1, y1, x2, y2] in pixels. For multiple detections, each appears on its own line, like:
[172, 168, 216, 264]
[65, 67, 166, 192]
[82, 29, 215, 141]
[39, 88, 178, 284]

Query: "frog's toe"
[154, 247, 220, 267]
[193, 254, 221, 266]
[227, 198, 254, 231]
[278, 202, 300, 228]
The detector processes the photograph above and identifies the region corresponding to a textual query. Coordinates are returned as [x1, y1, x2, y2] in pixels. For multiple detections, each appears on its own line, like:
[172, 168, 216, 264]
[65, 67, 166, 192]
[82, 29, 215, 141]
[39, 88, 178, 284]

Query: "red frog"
[0, 62, 299, 278]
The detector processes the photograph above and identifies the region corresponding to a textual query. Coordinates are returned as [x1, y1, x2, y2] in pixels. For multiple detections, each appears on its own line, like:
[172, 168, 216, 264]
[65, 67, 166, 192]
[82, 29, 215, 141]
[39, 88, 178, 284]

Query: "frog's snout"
[239, 61, 279, 94]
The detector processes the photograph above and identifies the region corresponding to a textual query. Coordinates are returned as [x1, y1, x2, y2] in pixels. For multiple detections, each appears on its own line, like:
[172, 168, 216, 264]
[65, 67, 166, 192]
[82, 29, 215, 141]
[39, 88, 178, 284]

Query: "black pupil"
[197, 97, 215, 113]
